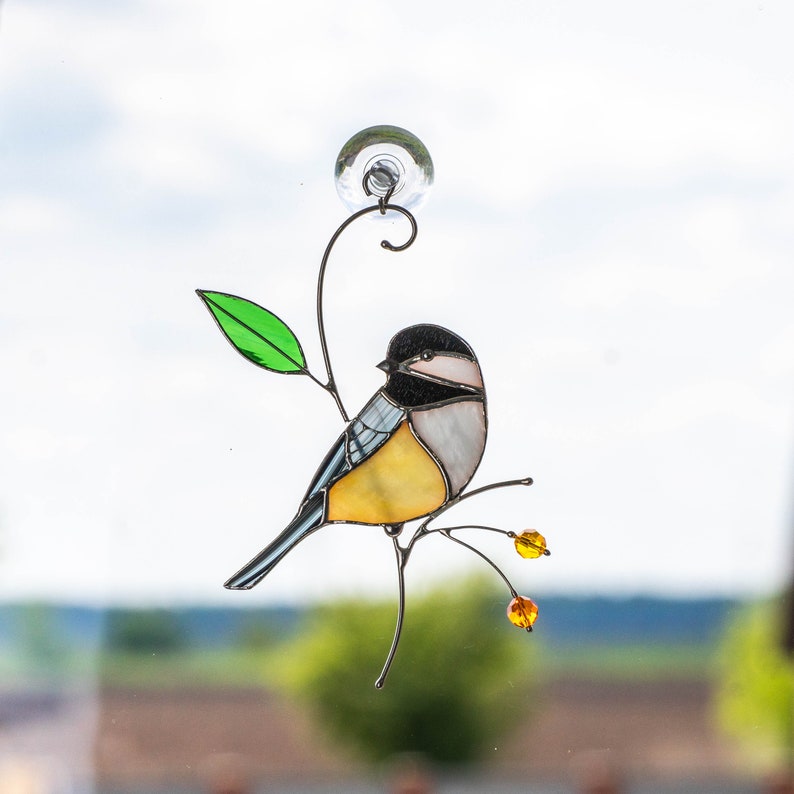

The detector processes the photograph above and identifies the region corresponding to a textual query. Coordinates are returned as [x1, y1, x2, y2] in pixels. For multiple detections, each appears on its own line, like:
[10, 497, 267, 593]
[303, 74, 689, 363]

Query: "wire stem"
[441, 530, 518, 598]
[316, 203, 418, 423]
[375, 478, 533, 685]
[405, 477, 533, 554]
[421, 523, 515, 538]
[376, 535, 407, 688]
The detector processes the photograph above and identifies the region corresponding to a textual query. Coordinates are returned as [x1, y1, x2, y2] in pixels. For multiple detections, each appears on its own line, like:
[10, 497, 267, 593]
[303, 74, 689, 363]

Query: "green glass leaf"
[196, 290, 307, 374]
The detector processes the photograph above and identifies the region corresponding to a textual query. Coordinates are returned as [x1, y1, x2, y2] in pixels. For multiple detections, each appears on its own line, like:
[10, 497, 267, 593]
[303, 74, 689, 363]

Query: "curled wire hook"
[316, 198, 418, 421]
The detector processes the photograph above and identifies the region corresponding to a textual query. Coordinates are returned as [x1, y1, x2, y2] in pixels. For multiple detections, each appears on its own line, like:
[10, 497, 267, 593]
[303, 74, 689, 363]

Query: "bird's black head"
[386, 324, 475, 363]
[379, 324, 482, 407]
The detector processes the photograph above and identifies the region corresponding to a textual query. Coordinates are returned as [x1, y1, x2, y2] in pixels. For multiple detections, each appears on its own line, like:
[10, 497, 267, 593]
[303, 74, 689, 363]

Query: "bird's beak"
[377, 358, 397, 374]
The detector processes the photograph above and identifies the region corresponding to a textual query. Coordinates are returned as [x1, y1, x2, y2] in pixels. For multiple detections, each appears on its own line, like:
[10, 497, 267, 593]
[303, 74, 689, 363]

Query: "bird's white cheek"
[407, 356, 483, 389]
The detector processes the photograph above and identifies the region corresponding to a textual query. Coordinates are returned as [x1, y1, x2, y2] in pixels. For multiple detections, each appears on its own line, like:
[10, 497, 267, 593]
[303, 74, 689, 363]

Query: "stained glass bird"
[224, 324, 487, 589]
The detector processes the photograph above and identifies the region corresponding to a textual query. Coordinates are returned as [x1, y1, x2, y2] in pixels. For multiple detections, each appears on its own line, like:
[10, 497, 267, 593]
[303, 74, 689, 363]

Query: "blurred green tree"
[274, 576, 539, 763]
[106, 608, 185, 654]
[715, 598, 794, 771]
[16, 603, 69, 675]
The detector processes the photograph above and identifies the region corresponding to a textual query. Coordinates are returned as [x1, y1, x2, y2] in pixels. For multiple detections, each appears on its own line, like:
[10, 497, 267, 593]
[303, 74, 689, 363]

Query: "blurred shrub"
[236, 618, 280, 651]
[715, 598, 794, 770]
[15, 603, 70, 675]
[274, 576, 539, 763]
[105, 608, 186, 654]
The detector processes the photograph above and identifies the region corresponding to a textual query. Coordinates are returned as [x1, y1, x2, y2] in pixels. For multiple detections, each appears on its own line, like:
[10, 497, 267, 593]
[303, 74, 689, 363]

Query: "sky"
[1, 0, 793, 605]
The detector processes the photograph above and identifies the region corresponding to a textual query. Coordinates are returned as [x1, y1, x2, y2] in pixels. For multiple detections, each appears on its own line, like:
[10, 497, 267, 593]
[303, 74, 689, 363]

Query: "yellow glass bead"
[514, 530, 548, 559]
[506, 596, 538, 630]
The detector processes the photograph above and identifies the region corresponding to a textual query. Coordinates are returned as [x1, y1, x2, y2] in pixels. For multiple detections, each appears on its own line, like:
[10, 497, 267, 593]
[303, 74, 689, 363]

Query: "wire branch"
[441, 530, 519, 598]
[316, 202, 418, 423]
[373, 476, 534, 686]
[375, 534, 407, 689]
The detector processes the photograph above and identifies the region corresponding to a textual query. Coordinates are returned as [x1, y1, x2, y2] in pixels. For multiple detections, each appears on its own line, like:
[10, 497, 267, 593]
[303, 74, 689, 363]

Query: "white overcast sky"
[1, 0, 793, 605]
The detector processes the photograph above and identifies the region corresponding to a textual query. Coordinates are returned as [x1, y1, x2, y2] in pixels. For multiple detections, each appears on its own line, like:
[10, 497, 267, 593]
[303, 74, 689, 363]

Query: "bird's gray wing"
[226, 395, 405, 590]
[302, 391, 405, 502]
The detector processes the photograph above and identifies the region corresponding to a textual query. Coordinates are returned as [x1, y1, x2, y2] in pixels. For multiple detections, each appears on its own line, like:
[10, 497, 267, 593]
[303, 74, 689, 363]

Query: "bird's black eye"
[420, 349, 435, 362]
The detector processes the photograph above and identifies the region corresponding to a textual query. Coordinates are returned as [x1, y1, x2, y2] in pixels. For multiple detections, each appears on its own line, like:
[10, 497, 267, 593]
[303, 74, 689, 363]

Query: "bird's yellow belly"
[327, 422, 446, 525]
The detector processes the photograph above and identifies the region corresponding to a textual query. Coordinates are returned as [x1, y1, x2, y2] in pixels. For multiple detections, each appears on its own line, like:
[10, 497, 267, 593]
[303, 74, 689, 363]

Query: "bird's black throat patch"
[384, 371, 473, 407]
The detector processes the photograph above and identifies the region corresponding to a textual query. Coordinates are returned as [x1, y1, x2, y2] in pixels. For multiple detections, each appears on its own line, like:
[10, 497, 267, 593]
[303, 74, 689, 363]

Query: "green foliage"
[715, 598, 794, 769]
[236, 619, 279, 651]
[548, 641, 715, 681]
[274, 577, 539, 763]
[98, 648, 273, 689]
[15, 603, 70, 675]
[106, 609, 186, 655]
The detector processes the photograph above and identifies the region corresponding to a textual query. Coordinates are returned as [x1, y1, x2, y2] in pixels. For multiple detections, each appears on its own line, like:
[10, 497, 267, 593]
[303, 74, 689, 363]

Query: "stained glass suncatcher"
[197, 126, 550, 687]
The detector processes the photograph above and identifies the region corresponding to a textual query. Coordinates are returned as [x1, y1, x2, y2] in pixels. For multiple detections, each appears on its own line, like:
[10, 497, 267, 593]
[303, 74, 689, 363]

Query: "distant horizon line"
[0, 590, 765, 610]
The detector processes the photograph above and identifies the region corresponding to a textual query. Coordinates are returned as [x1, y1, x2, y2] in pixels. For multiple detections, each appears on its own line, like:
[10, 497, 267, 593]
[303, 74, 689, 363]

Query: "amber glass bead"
[506, 596, 539, 630]
[514, 530, 548, 559]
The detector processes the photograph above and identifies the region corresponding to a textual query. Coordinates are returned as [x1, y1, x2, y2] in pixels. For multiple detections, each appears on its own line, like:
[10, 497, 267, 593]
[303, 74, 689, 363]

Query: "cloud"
[1, 0, 793, 602]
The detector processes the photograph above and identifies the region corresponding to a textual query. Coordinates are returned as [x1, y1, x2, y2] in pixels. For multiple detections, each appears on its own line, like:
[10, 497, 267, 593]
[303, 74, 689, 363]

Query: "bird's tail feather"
[224, 494, 325, 590]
